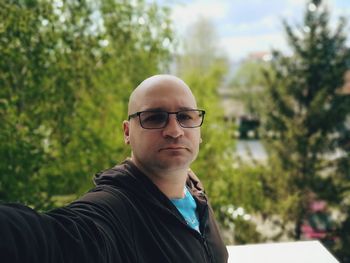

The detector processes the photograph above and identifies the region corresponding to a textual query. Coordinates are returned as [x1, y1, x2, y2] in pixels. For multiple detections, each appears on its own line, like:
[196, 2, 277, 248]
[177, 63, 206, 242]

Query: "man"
[0, 75, 228, 262]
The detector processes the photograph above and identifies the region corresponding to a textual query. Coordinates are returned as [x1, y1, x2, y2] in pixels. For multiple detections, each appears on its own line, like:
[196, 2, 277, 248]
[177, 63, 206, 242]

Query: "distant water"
[236, 140, 267, 161]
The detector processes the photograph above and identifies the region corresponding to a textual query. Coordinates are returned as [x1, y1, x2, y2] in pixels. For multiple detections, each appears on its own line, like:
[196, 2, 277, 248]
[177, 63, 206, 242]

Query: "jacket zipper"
[201, 236, 213, 263]
[166, 188, 214, 262]
[169, 212, 212, 262]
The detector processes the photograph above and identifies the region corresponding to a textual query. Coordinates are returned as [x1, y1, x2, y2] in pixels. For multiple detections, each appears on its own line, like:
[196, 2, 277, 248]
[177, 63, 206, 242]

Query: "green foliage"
[218, 164, 272, 244]
[260, 0, 350, 259]
[0, 0, 173, 209]
[231, 218, 264, 244]
[230, 59, 271, 116]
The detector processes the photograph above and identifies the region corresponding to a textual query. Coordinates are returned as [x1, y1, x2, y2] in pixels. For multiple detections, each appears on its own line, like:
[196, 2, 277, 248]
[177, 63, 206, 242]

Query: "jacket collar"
[94, 159, 207, 205]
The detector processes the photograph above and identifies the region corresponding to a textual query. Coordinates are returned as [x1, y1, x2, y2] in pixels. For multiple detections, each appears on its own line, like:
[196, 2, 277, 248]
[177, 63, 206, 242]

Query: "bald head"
[123, 74, 202, 182]
[128, 75, 197, 115]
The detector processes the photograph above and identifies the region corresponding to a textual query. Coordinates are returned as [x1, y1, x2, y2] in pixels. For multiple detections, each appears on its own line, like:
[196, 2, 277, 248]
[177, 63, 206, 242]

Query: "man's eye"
[143, 113, 167, 123]
[178, 113, 193, 121]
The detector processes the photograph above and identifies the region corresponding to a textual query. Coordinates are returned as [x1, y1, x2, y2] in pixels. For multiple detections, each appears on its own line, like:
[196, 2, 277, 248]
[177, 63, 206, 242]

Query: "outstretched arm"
[0, 187, 134, 263]
[0, 202, 107, 263]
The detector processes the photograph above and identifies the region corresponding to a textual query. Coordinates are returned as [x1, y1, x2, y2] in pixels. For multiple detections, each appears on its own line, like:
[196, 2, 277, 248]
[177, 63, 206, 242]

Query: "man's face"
[123, 78, 201, 174]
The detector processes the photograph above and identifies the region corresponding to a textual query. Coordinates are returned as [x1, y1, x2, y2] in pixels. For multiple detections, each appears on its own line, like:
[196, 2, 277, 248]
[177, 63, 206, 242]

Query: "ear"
[123, 120, 130, 145]
[199, 138, 203, 144]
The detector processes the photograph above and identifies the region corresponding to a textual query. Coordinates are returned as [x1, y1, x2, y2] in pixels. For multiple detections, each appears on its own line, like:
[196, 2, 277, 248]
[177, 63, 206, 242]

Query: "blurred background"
[0, 0, 349, 261]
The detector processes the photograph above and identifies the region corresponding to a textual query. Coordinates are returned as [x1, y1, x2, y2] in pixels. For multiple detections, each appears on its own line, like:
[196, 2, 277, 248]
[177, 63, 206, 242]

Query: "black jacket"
[0, 160, 228, 262]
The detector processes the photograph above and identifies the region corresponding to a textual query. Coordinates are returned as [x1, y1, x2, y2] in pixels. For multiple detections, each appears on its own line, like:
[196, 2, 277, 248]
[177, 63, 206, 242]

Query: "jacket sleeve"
[0, 187, 135, 263]
[0, 202, 112, 263]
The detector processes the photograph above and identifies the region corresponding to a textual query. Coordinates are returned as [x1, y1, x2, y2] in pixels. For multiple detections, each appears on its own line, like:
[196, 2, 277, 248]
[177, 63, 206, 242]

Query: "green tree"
[230, 59, 271, 118]
[0, 0, 173, 209]
[335, 70, 350, 261]
[177, 17, 220, 75]
[261, 0, 350, 259]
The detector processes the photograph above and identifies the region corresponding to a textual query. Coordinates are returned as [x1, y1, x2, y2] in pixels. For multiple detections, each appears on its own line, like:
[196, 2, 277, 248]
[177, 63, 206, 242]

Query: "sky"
[153, 0, 350, 62]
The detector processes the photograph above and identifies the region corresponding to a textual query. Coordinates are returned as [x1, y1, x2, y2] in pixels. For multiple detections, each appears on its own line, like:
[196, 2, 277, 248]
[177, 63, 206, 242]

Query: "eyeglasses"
[128, 109, 205, 129]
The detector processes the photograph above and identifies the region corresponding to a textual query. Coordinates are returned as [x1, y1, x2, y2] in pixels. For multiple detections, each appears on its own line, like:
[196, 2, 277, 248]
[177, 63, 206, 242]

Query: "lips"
[159, 145, 188, 151]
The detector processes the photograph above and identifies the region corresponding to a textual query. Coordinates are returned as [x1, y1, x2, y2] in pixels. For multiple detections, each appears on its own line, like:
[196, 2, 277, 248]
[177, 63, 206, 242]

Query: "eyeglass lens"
[140, 110, 203, 129]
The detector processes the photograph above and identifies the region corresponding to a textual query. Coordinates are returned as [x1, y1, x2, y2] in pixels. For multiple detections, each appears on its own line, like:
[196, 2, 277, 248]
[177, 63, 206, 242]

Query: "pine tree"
[262, 0, 350, 259]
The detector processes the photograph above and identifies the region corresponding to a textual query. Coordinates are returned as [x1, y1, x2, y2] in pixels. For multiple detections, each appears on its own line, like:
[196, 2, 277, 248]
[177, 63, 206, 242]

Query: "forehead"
[131, 79, 197, 112]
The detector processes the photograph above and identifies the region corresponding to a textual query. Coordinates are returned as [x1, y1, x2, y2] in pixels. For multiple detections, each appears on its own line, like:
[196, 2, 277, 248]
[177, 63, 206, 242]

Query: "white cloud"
[170, 0, 229, 34]
[224, 15, 282, 36]
[220, 33, 290, 61]
[286, 0, 305, 7]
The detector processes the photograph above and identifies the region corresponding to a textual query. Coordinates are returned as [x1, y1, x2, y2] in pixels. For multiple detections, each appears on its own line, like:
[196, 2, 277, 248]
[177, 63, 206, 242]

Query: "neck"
[151, 172, 188, 199]
[131, 159, 188, 199]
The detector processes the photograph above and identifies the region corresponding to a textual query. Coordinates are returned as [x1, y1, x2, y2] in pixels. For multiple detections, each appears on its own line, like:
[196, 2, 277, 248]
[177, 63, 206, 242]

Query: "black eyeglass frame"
[128, 109, 206, 129]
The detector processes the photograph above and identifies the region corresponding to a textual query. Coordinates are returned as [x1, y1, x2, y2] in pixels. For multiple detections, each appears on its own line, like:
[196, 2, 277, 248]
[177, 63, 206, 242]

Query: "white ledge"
[227, 240, 339, 263]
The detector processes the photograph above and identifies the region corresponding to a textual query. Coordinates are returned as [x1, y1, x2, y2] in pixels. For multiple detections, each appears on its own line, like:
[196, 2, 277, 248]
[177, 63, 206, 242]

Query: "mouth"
[159, 145, 188, 151]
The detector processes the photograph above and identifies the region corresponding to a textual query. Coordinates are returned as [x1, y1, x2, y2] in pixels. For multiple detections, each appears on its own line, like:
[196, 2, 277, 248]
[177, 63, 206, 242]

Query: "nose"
[162, 114, 184, 138]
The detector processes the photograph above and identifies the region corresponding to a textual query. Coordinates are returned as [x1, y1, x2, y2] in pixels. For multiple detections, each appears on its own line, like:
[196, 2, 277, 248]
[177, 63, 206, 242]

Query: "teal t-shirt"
[170, 187, 200, 232]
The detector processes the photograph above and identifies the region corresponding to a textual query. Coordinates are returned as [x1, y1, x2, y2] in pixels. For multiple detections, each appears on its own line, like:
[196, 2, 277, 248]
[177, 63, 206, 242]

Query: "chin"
[158, 157, 193, 170]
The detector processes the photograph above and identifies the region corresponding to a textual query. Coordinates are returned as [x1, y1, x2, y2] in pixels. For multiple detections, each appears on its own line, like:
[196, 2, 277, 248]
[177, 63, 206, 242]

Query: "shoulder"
[70, 185, 134, 219]
[57, 186, 136, 246]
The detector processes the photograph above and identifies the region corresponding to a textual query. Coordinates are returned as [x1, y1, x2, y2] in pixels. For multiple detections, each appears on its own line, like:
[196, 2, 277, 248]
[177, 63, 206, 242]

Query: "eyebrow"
[142, 107, 197, 112]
